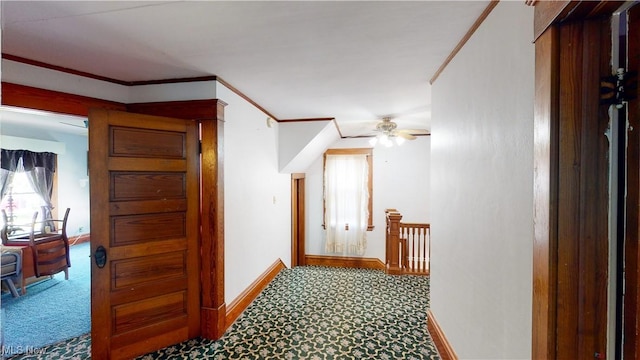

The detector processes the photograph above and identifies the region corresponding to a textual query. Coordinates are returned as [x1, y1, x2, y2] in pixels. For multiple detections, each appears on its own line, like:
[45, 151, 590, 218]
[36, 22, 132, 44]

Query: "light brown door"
[89, 109, 200, 359]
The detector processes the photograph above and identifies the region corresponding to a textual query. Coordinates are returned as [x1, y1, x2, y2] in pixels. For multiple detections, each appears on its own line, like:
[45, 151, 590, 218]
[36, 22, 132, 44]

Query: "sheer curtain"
[0, 169, 16, 206]
[324, 154, 369, 256]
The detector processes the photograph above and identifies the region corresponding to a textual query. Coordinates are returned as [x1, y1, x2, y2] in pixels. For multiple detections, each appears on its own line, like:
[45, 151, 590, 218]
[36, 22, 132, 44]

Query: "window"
[323, 148, 373, 255]
[0, 149, 57, 228]
[1, 171, 48, 226]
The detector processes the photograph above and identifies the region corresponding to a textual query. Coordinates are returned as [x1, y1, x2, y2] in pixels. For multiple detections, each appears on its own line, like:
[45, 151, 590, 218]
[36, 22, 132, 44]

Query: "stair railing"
[385, 209, 430, 276]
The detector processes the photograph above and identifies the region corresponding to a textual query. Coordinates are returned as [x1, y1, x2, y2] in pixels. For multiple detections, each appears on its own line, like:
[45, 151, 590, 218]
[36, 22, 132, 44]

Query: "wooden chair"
[1, 208, 71, 280]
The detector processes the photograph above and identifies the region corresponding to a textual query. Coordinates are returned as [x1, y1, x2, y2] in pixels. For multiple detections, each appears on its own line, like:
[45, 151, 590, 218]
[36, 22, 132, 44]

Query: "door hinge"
[601, 68, 637, 108]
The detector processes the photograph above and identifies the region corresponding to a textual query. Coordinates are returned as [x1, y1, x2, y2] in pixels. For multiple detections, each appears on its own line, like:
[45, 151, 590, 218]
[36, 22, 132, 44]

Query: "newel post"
[386, 211, 403, 275]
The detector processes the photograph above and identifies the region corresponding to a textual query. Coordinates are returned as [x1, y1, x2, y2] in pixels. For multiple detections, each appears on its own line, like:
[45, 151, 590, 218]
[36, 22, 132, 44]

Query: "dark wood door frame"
[1, 84, 229, 340]
[625, 5, 640, 359]
[532, 2, 623, 358]
[291, 173, 306, 267]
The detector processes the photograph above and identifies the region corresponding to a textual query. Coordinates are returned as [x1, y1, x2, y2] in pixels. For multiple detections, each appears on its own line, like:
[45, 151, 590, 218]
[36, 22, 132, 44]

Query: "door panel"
[89, 109, 199, 359]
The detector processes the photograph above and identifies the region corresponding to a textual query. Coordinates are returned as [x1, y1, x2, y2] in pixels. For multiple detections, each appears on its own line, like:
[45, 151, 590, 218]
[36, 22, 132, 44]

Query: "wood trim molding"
[429, 0, 499, 85]
[427, 309, 458, 360]
[531, 1, 572, 42]
[279, 117, 335, 123]
[201, 304, 226, 340]
[225, 259, 286, 332]
[324, 148, 372, 156]
[532, 26, 559, 360]
[3, 53, 216, 87]
[1, 82, 126, 116]
[127, 99, 225, 120]
[129, 76, 217, 86]
[69, 233, 90, 246]
[530, 1, 625, 41]
[215, 76, 278, 121]
[305, 255, 385, 270]
[2, 54, 131, 86]
[199, 100, 227, 340]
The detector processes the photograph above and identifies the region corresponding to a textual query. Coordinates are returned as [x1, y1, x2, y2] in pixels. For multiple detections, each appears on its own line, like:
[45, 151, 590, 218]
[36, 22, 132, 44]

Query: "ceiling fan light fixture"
[380, 134, 393, 147]
[368, 117, 426, 147]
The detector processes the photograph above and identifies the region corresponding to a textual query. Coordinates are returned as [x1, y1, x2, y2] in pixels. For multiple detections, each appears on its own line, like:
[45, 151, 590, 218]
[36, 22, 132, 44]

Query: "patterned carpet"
[6, 266, 438, 359]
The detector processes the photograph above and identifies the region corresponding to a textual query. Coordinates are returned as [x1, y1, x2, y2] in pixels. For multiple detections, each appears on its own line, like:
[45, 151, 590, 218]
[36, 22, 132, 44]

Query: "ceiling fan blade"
[59, 121, 87, 128]
[395, 131, 417, 140]
[397, 128, 430, 134]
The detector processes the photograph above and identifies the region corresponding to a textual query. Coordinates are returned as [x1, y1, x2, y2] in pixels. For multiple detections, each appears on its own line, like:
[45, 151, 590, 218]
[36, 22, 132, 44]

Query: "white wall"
[2, 60, 129, 103]
[53, 133, 90, 237]
[278, 120, 332, 170]
[217, 82, 292, 304]
[430, 3, 534, 359]
[306, 136, 430, 260]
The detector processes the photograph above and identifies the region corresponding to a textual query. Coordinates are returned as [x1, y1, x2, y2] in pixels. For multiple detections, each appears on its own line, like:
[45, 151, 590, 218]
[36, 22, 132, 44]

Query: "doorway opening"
[0, 106, 91, 356]
[291, 173, 306, 267]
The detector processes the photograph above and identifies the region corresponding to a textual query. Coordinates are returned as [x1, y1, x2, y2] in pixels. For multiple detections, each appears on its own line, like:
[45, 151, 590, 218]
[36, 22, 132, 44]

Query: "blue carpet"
[1, 242, 90, 356]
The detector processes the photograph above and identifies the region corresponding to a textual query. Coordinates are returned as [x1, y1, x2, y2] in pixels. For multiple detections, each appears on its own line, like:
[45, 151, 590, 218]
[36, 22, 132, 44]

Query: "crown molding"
[429, 0, 499, 85]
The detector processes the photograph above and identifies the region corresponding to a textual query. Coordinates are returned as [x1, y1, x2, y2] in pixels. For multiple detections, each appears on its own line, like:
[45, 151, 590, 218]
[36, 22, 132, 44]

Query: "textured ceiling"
[1, 1, 490, 136]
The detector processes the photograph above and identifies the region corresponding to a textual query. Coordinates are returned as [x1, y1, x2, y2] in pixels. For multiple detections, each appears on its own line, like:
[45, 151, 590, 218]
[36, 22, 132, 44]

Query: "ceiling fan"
[369, 117, 429, 147]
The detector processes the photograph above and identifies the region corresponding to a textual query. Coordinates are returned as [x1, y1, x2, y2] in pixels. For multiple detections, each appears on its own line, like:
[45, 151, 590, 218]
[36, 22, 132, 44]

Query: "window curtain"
[324, 154, 369, 256]
[0, 169, 16, 208]
[1, 149, 57, 227]
[0, 149, 22, 207]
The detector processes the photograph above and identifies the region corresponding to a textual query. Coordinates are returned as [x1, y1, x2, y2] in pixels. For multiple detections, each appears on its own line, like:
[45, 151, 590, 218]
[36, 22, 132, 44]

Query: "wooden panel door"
[89, 109, 200, 359]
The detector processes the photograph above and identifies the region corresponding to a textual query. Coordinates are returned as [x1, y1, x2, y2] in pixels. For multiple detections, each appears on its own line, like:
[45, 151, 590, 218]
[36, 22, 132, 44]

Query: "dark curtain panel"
[0, 149, 20, 171]
[1, 149, 57, 228]
[1, 149, 56, 172]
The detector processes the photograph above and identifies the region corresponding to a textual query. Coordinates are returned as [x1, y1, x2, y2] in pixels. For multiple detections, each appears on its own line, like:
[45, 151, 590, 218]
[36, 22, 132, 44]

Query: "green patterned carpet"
[7, 266, 438, 359]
